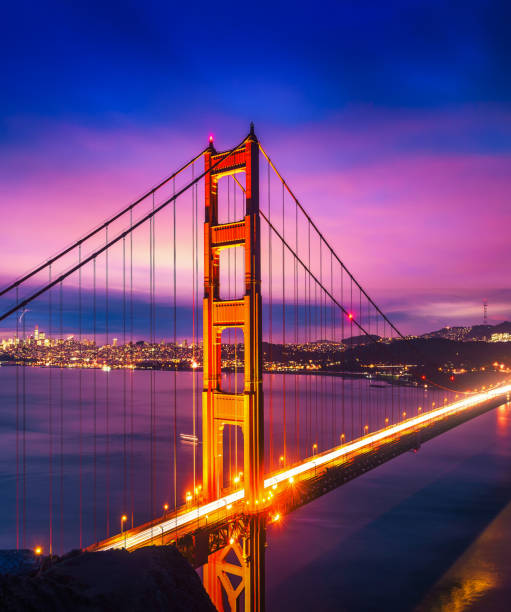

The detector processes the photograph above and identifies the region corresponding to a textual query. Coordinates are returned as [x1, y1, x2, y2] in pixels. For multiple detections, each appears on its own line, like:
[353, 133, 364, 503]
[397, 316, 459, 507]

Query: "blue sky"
[1, 0, 510, 333]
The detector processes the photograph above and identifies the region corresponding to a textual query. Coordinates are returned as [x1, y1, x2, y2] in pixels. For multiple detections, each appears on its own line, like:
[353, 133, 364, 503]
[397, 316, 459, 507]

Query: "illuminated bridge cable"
[0, 135, 250, 324]
[172, 178, 177, 527]
[130, 209, 134, 529]
[93, 258, 97, 543]
[22, 291, 27, 549]
[261, 144, 472, 401]
[79, 244, 83, 549]
[122, 235, 127, 522]
[268, 157, 274, 473]
[259, 143, 404, 341]
[149, 195, 155, 530]
[105, 226, 111, 538]
[260, 212, 374, 341]
[15, 287, 19, 550]
[0, 148, 209, 300]
[59, 280, 64, 553]
[282, 181, 286, 466]
[48, 266, 53, 555]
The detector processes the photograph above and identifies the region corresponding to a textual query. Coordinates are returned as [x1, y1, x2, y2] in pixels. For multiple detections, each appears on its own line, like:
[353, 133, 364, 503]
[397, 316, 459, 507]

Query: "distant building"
[490, 332, 511, 343]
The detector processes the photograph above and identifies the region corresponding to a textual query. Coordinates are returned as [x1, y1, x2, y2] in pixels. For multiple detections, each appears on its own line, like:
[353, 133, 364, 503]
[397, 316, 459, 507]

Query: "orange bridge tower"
[202, 125, 265, 611]
[202, 124, 264, 509]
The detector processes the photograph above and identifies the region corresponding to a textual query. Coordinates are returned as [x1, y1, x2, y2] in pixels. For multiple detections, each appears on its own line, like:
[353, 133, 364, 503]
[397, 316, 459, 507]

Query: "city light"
[34, 546, 42, 556]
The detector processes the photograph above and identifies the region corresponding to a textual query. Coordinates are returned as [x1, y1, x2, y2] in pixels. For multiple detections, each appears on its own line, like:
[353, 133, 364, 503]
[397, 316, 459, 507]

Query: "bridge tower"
[202, 124, 264, 508]
[202, 125, 265, 611]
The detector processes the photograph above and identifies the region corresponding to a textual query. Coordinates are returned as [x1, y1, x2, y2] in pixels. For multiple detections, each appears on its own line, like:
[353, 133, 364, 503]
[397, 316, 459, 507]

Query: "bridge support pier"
[203, 517, 266, 612]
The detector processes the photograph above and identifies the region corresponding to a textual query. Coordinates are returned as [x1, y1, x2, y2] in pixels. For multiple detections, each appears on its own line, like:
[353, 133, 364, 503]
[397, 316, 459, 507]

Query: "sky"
[1, 0, 510, 335]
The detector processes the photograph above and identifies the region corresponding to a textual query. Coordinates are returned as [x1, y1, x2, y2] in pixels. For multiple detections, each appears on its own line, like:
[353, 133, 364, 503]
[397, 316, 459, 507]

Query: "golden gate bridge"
[0, 124, 509, 611]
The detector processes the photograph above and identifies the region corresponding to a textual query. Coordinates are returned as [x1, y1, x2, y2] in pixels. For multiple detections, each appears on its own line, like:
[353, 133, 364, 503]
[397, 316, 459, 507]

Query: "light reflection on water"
[266, 403, 511, 611]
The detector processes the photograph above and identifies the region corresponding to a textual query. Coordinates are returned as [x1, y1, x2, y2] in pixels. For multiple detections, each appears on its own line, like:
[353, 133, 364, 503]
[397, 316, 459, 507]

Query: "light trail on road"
[95, 383, 511, 552]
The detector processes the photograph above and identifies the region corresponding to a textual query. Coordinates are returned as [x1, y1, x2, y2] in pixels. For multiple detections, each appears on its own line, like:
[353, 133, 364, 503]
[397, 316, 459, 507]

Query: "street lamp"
[312, 443, 317, 456]
[121, 515, 127, 548]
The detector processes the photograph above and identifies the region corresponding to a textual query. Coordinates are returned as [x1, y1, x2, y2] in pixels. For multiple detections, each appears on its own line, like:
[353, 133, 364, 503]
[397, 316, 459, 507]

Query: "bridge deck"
[89, 384, 511, 561]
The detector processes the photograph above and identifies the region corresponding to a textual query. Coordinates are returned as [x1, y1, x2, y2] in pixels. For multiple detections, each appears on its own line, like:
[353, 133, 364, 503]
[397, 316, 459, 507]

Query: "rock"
[0, 546, 216, 611]
[0, 550, 42, 576]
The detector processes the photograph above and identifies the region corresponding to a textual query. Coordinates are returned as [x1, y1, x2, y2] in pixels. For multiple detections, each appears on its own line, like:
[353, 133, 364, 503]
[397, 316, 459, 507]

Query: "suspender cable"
[150, 196, 155, 530]
[268, 159, 273, 472]
[359, 287, 362, 436]
[294, 200, 299, 462]
[59, 280, 63, 553]
[341, 264, 345, 444]
[22, 292, 26, 549]
[282, 182, 286, 465]
[48, 267, 53, 555]
[350, 278, 354, 440]
[105, 227, 110, 538]
[93, 258, 97, 542]
[319, 239, 323, 449]
[307, 221, 311, 454]
[191, 163, 197, 494]
[130, 210, 135, 529]
[122, 236, 127, 520]
[79, 245, 83, 549]
[234, 177, 238, 476]
[172, 180, 178, 520]
[331, 250, 335, 449]
[15, 288, 19, 550]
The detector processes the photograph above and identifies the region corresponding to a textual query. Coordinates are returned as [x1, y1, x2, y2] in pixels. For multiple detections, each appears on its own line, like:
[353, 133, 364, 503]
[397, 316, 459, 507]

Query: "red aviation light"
[209, 134, 214, 144]
[348, 313, 354, 320]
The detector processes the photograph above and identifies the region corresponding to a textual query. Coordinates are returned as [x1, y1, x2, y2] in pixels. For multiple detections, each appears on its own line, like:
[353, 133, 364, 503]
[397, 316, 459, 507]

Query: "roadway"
[89, 382, 511, 554]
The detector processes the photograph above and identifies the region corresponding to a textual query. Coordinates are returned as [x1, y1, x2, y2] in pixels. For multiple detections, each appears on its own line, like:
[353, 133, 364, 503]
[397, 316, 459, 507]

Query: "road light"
[312, 443, 317, 456]
[34, 546, 42, 556]
[121, 515, 127, 548]
[163, 503, 169, 516]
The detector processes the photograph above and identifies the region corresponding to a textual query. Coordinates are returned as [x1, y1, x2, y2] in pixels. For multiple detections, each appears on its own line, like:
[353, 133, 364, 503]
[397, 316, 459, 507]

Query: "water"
[266, 403, 511, 611]
[0, 367, 509, 610]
